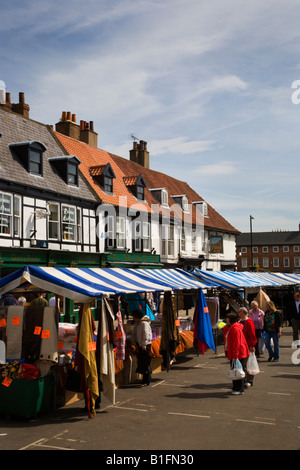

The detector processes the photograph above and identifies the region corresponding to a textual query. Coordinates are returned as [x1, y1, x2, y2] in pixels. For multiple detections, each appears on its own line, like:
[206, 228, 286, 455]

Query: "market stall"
[0, 265, 215, 419]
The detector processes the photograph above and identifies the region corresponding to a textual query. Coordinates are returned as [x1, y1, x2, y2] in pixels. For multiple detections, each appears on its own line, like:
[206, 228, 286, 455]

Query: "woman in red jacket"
[238, 307, 257, 388]
[225, 312, 249, 395]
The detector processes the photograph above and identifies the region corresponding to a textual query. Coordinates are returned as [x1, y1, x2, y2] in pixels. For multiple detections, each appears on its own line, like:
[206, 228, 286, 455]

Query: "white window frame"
[241, 258, 247, 268]
[181, 227, 186, 252]
[273, 257, 279, 268]
[273, 246, 279, 253]
[48, 202, 60, 240]
[142, 221, 150, 251]
[161, 189, 168, 206]
[62, 204, 77, 242]
[262, 246, 268, 253]
[252, 247, 258, 253]
[283, 246, 289, 252]
[283, 257, 290, 268]
[0, 192, 12, 236]
[13, 195, 21, 238]
[294, 258, 300, 268]
[116, 216, 126, 249]
[263, 257, 269, 268]
[241, 247, 247, 253]
[293, 246, 299, 252]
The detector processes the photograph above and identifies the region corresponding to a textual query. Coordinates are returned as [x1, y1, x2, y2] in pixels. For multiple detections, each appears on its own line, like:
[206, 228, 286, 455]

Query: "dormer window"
[49, 155, 80, 186]
[193, 201, 208, 217]
[161, 189, 168, 206]
[123, 174, 147, 201]
[149, 188, 169, 207]
[90, 163, 116, 194]
[9, 140, 46, 176]
[172, 195, 189, 212]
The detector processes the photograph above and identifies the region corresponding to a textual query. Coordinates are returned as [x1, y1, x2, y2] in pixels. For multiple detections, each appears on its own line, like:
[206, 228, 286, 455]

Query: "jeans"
[265, 331, 280, 361]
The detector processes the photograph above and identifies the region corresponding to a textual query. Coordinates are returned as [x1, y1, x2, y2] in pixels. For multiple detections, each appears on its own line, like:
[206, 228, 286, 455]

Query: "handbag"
[247, 352, 260, 375]
[228, 359, 245, 380]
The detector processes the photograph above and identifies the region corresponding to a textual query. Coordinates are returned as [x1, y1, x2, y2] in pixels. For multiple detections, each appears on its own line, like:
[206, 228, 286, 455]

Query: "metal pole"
[250, 215, 254, 270]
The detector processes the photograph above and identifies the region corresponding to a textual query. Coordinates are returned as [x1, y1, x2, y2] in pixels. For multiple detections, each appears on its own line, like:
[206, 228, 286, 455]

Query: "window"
[168, 225, 174, 256]
[294, 258, 300, 268]
[136, 185, 145, 201]
[68, 162, 78, 185]
[133, 220, 141, 251]
[263, 258, 269, 268]
[77, 208, 82, 243]
[182, 196, 188, 212]
[62, 205, 77, 241]
[181, 227, 186, 251]
[13, 196, 21, 237]
[192, 228, 196, 252]
[273, 258, 279, 268]
[9, 141, 46, 177]
[143, 222, 150, 251]
[48, 203, 59, 239]
[283, 246, 289, 252]
[253, 257, 258, 266]
[294, 246, 299, 252]
[116, 217, 126, 249]
[0, 192, 21, 237]
[161, 189, 168, 206]
[104, 175, 113, 193]
[283, 257, 290, 268]
[106, 216, 115, 249]
[241, 247, 247, 253]
[273, 246, 279, 252]
[262, 246, 268, 253]
[29, 148, 42, 175]
[242, 258, 247, 268]
[252, 247, 258, 253]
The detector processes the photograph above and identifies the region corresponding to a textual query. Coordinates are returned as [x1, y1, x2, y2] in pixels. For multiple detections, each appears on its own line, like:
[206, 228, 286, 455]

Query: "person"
[287, 292, 300, 342]
[2, 293, 19, 305]
[49, 293, 60, 312]
[131, 308, 152, 387]
[31, 292, 49, 307]
[225, 312, 249, 395]
[248, 301, 265, 357]
[238, 307, 257, 387]
[17, 296, 26, 306]
[264, 300, 282, 362]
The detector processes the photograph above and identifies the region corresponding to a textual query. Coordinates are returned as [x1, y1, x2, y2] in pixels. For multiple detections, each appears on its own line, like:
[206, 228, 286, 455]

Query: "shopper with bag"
[225, 312, 249, 395]
[238, 307, 257, 388]
[264, 300, 282, 362]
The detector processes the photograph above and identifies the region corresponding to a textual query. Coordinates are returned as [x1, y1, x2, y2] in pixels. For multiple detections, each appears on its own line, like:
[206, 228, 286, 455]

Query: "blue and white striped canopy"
[191, 269, 300, 289]
[0, 265, 214, 303]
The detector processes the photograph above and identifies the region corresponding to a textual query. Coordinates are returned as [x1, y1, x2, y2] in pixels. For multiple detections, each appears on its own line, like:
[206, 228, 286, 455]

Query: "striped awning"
[190, 269, 300, 289]
[0, 265, 214, 303]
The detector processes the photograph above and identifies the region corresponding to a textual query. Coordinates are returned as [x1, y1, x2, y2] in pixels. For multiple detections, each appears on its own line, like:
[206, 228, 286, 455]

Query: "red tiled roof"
[55, 132, 239, 233]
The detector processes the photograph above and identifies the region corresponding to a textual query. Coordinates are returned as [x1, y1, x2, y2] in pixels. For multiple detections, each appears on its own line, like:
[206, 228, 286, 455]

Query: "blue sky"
[1, 0, 299, 233]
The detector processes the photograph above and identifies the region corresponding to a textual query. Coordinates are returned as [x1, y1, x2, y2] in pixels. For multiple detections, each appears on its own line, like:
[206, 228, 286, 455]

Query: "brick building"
[236, 227, 300, 273]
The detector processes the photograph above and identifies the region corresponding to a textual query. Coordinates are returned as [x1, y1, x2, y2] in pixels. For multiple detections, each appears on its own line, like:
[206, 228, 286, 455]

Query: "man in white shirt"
[49, 294, 60, 312]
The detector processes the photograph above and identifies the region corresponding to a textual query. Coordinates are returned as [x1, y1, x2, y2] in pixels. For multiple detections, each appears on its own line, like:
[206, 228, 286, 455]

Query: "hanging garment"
[6, 306, 25, 360]
[159, 291, 180, 371]
[98, 299, 116, 405]
[75, 303, 99, 418]
[36, 306, 59, 376]
[116, 302, 126, 361]
[193, 290, 216, 354]
[22, 307, 44, 363]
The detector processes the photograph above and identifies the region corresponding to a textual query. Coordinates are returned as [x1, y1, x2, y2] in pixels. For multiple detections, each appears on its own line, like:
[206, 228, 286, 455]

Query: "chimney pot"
[90, 121, 94, 131]
[19, 92, 25, 104]
[72, 114, 76, 123]
[6, 92, 11, 104]
[61, 111, 67, 121]
[66, 111, 72, 121]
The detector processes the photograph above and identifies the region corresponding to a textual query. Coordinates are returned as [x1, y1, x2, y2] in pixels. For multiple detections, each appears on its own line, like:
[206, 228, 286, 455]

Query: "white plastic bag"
[247, 352, 260, 375]
[228, 359, 245, 380]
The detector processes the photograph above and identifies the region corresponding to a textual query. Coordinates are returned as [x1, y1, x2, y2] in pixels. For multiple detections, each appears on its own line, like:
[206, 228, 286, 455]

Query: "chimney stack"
[130, 140, 149, 169]
[55, 112, 98, 148]
[11, 92, 30, 118]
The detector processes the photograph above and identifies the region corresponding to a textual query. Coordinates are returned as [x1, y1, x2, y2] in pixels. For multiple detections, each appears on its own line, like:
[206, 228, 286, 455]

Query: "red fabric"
[20, 363, 40, 379]
[226, 322, 249, 360]
[242, 318, 257, 348]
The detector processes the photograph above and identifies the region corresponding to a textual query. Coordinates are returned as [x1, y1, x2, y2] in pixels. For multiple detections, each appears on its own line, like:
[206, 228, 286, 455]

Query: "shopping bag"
[228, 359, 245, 380]
[247, 352, 260, 375]
[258, 337, 266, 355]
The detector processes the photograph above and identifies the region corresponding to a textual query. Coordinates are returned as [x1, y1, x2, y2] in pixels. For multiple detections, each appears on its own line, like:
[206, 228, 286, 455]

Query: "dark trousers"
[136, 344, 152, 385]
[230, 357, 247, 392]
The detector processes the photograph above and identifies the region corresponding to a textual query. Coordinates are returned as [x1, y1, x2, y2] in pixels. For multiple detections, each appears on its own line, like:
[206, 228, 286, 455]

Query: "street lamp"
[250, 215, 254, 269]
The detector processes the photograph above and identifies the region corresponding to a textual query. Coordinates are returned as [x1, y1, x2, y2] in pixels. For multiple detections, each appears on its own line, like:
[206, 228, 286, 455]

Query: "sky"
[0, 0, 299, 233]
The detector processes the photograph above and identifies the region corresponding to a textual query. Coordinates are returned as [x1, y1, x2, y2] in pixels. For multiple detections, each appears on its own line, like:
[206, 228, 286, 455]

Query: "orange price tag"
[41, 329, 50, 339]
[175, 319, 180, 326]
[115, 331, 122, 339]
[34, 326, 42, 335]
[0, 319, 6, 328]
[58, 341, 64, 349]
[106, 332, 110, 341]
[89, 342, 96, 351]
[2, 377, 12, 388]
[12, 317, 20, 325]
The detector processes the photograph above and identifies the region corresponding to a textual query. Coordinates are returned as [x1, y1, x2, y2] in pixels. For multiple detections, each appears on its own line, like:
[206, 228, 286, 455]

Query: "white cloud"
[195, 161, 239, 176]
